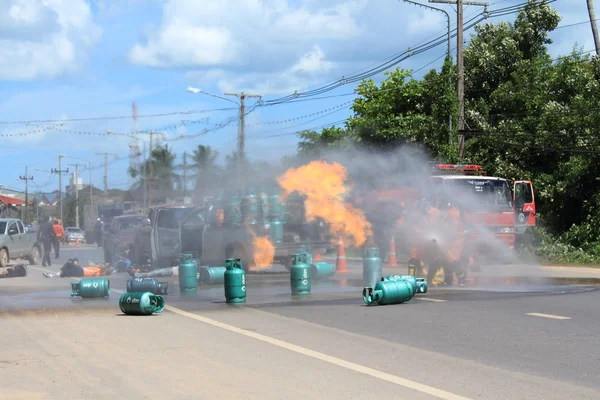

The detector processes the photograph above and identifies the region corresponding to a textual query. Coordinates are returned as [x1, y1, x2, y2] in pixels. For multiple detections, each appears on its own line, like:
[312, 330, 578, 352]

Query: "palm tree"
[191, 145, 220, 197]
[129, 144, 179, 203]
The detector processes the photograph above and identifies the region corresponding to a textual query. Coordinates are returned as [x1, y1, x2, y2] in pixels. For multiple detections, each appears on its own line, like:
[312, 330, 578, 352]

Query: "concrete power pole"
[95, 153, 117, 195]
[69, 164, 85, 228]
[51, 155, 68, 224]
[224, 92, 261, 183]
[430, 0, 487, 158]
[18, 167, 33, 224]
[587, 0, 600, 55]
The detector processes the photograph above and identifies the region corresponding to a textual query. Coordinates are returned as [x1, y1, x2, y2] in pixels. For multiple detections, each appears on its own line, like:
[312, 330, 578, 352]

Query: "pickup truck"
[103, 214, 144, 263]
[0, 218, 41, 267]
[147, 204, 330, 272]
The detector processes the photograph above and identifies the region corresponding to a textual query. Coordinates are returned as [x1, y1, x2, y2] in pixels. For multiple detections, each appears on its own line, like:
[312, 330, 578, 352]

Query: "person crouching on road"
[52, 219, 64, 258]
[43, 258, 116, 278]
[114, 253, 132, 273]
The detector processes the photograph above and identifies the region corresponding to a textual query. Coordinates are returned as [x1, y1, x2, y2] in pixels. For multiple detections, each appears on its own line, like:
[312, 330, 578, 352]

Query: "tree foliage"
[295, 0, 600, 262]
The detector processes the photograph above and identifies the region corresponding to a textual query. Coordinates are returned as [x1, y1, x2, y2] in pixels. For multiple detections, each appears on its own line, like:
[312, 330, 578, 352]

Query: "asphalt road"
[0, 245, 599, 399]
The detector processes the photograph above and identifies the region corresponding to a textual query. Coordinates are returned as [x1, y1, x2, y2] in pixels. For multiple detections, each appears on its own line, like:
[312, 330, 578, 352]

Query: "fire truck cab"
[428, 164, 536, 247]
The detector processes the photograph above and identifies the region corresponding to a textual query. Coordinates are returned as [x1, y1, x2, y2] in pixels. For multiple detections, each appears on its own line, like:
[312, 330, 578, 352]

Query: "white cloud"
[0, 0, 102, 81]
[291, 45, 335, 73]
[128, 0, 366, 69]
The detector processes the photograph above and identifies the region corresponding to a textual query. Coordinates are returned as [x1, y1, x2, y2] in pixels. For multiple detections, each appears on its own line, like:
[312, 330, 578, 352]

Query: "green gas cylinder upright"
[259, 188, 270, 223]
[225, 193, 242, 227]
[268, 192, 280, 221]
[126, 278, 168, 295]
[269, 219, 284, 244]
[119, 292, 165, 315]
[71, 278, 110, 298]
[363, 247, 383, 287]
[290, 253, 311, 295]
[224, 258, 246, 303]
[362, 279, 414, 306]
[244, 187, 261, 225]
[179, 253, 198, 293]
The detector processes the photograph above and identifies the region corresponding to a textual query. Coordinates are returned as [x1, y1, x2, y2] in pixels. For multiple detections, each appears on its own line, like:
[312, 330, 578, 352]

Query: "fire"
[277, 160, 372, 247]
[252, 236, 275, 271]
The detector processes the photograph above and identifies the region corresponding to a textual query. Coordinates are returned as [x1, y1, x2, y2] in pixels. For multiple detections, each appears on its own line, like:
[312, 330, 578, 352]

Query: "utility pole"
[18, 167, 33, 224]
[430, 0, 487, 158]
[69, 164, 85, 228]
[587, 0, 600, 56]
[148, 131, 155, 208]
[51, 154, 68, 223]
[224, 92, 262, 183]
[95, 153, 117, 195]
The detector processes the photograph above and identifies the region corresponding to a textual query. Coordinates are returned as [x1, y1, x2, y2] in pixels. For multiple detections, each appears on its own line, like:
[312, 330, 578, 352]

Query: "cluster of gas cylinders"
[68, 247, 428, 315]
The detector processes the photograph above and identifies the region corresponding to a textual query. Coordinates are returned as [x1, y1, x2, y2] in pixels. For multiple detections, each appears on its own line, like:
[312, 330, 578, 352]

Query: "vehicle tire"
[0, 248, 8, 268]
[28, 246, 40, 265]
[225, 243, 250, 272]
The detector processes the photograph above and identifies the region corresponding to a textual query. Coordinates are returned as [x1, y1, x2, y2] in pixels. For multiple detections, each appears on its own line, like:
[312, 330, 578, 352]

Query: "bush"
[517, 226, 600, 265]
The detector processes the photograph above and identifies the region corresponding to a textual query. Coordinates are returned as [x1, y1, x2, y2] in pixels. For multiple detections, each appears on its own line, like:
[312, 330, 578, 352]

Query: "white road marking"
[416, 297, 448, 303]
[526, 313, 571, 320]
[163, 304, 471, 400]
[30, 267, 468, 398]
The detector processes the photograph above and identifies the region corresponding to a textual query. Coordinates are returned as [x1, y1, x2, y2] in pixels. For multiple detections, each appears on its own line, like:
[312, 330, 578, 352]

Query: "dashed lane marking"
[526, 313, 571, 320]
[416, 297, 448, 303]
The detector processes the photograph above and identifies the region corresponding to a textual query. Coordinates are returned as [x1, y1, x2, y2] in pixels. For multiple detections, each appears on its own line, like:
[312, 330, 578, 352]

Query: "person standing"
[37, 216, 56, 267]
[52, 219, 64, 258]
[94, 218, 103, 247]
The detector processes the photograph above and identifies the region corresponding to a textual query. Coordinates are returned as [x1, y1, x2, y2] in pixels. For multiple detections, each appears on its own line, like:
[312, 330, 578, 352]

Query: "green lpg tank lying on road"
[290, 253, 311, 295]
[127, 278, 168, 295]
[224, 258, 246, 303]
[363, 247, 383, 287]
[198, 266, 226, 285]
[381, 274, 428, 294]
[310, 261, 335, 280]
[70, 278, 110, 298]
[362, 279, 414, 306]
[119, 292, 165, 315]
[179, 253, 198, 293]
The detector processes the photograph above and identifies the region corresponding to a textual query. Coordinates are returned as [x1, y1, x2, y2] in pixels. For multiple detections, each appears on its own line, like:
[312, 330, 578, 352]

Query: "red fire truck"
[354, 164, 536, 260]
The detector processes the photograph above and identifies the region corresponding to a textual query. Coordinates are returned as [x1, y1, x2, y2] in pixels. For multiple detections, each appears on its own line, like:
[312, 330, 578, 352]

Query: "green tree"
[129, 144, 178, 203]
[190, 145, 220, 196]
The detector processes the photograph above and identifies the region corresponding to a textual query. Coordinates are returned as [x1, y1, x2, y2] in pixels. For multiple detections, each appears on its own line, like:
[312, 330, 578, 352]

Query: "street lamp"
[186, 87, 239, 105]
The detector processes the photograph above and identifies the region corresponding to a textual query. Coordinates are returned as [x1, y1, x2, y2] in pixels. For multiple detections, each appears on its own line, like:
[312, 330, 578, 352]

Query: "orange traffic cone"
[313, 253, 322, 261]
[76, 237, 80, 247]
[335, 237, 348, 273]
[386, 236, 398, 267]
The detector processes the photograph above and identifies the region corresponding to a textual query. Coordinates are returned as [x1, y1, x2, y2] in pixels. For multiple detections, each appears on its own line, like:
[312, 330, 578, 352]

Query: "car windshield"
[118, 218, 143, 232]
[0, 221, 6, 234]
[442, 178, 513, 211]
[67, 228, 82, 233]
[157, 208, 195, 229]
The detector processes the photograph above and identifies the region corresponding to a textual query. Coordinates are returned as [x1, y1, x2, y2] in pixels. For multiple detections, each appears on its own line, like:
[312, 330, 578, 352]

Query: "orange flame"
[244, 225, 275, 271]
[277, 160, 372, 247]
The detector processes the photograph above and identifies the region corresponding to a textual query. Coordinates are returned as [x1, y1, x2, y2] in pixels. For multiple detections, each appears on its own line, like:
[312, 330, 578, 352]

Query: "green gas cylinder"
[362, 279, 414, 306]
[198, 266, 226, 285]
[259, 188, 270, 223]
[269, 193, 280, 220]
[269, 219, 284, 244]
[225, 194, 242, 227]
[363, 247, 383, 287]
[381, 274, 428, 294]
[310, 262, 336, 280]
[119, 292, 165, 315]
[243, 187, 261, 225]
[71, 278, 110, 298]
[127, 278, 168, 295]
[224, 258, 246, 303]
[290, 253, 311, 295]
[179, 253, 198, 293]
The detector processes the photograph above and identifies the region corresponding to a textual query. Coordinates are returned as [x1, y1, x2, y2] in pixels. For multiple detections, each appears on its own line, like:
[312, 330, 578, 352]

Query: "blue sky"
[1, 0, 596, 193]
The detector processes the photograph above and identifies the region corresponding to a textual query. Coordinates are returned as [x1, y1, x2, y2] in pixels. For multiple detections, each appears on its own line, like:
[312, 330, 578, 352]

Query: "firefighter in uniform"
[426, 196, 468, 286]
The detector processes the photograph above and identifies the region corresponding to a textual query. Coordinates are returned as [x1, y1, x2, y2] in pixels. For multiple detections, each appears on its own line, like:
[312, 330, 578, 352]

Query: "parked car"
[65, 227, 85, 244]
[0, 218, 41, 267]
[103, 214, 144, 263]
